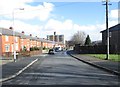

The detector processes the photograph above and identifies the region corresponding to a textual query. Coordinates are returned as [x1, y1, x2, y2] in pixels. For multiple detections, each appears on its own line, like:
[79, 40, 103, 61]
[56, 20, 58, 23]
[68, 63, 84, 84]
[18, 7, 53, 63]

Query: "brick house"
[20, 32, 30, 51]
[0, 27, 64, 57]
[0, 27, 55, 56]
[42, 41, 48, 48]
[47, 42, 53, 48]
[100, 24, 120, 53]
[0, 28, 21, 56]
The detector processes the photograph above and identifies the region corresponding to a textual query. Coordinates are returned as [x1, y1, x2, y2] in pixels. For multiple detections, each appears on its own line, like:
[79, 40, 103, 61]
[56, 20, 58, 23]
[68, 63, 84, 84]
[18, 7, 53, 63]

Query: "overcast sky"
[0, 0, 119, 41]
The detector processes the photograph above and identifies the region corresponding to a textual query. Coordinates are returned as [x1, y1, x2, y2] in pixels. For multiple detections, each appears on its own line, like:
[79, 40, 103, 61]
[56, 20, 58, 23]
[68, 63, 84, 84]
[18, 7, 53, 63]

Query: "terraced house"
[0, 27, 65, 57]
[0, 28, 20, 56]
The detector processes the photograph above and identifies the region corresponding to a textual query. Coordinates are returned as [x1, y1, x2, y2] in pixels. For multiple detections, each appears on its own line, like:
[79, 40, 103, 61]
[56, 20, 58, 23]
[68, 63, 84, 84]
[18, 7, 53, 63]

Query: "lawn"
[88, 54, 120, 62]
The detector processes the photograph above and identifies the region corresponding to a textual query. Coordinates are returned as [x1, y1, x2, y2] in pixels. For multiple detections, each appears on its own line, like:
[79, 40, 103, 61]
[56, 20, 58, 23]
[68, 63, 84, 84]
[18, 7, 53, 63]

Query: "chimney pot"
[9, 27, 13, 30]
[30, 34, 32, 36]
[22, 31, 24, 34]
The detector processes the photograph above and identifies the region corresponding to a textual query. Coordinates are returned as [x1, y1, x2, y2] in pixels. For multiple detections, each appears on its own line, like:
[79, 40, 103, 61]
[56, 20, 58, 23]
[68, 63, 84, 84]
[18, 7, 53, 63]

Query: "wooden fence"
[74, 45, 119, 54]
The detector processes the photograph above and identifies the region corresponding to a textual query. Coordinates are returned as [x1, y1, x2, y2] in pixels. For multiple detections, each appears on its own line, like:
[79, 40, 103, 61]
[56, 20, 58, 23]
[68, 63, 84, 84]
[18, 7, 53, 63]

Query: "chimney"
[54, 32, 56, 35]
[30, 34, 32, 36]
[9, 27, 13, 30]
[21, 31, 24, 34]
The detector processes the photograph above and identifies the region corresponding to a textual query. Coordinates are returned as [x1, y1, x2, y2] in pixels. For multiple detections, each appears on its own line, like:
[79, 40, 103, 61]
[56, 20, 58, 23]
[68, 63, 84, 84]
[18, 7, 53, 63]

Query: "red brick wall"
[2, 35, 20, 53]
[20, 38, 30, 51]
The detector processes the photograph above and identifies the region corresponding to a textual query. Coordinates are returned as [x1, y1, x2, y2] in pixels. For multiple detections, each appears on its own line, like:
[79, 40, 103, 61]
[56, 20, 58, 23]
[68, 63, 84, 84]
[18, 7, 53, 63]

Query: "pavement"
[67, 50, 120, 76]
[0, 56, 38, 83]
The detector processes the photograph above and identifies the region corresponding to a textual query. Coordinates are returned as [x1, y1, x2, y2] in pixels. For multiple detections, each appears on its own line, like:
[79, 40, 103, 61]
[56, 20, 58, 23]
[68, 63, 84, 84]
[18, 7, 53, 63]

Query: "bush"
[30, 47, 40, 51]
[34, 46, 39, 50]
[21, 46, 27, 52]
[30, 47, 34, 51]
[43, 46, 46, 50]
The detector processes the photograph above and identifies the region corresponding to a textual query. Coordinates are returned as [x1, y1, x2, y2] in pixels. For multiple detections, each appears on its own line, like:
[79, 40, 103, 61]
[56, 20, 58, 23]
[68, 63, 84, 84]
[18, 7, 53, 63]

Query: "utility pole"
[103, 0, 111, 60]
[106, 0, 109, 60]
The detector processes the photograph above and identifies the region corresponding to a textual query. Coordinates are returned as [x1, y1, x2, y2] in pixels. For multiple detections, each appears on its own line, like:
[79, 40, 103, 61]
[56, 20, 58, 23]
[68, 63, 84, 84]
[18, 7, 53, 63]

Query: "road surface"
[2, 51, 119, 86]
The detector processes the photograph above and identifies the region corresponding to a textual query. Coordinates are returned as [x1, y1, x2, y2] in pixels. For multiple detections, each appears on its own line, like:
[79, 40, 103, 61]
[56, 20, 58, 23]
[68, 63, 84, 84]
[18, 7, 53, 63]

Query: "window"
[21, 45, 24, 50]
[15, 37, 18, 42]
[5, 44, 10, 52]
[5, 35, 9, 42]
[11, 44, 14, 52]
[37, 42, 39, 45]
[16, 43, 18, 50]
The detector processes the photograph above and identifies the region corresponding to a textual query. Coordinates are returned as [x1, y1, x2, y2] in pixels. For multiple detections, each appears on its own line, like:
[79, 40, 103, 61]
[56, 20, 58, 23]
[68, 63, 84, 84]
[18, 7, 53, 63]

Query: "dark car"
[48, 49, 54, 54]
[54, 47, 59, 52]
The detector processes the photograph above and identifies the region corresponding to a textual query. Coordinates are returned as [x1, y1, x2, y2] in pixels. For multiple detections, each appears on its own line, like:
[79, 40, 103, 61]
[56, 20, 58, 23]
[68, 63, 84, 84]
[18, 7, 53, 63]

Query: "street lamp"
[12, 8, 24, 62]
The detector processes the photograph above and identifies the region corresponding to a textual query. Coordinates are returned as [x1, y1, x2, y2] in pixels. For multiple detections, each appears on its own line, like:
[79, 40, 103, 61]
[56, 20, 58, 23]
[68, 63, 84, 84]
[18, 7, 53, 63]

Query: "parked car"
[48, 49, 54, 54]
[54, 47, 63, 52]
[54, 47, 60, 52]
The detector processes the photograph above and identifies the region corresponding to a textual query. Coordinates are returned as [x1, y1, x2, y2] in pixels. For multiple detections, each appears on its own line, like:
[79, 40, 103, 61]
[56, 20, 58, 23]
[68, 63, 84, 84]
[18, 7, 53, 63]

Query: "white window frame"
[5, 35, 9, 42]
[15, 37, 18, 42]
[11, 44, 14, 52]
[16, 43, 18, 50]
[5, 44, 10, 52]
[21, 45, 24, 50]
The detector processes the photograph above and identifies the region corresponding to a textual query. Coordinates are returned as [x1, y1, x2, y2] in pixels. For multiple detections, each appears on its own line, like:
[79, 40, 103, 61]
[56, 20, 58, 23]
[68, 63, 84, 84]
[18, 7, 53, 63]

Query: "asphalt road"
[2, 51, 119, 86]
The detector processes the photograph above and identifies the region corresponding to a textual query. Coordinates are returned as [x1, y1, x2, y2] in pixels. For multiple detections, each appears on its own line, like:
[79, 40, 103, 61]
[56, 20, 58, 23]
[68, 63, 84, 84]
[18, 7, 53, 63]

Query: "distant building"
[47, 35, 53, 41]
[100, 24, 120, 53]
[65, 41, 75, 50]
[47, 35, 64, 43]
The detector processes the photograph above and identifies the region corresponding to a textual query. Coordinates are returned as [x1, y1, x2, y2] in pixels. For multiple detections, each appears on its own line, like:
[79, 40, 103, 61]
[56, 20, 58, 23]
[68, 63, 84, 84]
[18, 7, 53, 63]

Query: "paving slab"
[67, 50, 120, 76]
[0, 56, 38, 82]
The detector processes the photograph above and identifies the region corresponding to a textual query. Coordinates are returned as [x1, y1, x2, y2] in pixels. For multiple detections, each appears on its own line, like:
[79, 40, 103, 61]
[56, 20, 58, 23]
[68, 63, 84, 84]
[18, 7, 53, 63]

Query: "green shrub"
[34, 46, 39, 50]
[43, 46, 46, 50]
[22, 46, 27, 52]
[30, 47, 34, 51]
[30, 47, 40, 51]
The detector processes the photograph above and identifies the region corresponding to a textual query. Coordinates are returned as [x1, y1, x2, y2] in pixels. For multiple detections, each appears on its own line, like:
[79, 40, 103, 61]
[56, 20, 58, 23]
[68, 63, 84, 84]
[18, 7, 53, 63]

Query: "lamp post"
[12, 8, 24, 62]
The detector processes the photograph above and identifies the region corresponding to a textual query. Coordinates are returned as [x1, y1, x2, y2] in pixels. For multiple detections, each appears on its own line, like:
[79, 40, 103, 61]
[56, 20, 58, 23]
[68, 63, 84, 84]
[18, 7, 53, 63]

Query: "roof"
[100, 23, 120, 33]
[0, 27, 53, 43]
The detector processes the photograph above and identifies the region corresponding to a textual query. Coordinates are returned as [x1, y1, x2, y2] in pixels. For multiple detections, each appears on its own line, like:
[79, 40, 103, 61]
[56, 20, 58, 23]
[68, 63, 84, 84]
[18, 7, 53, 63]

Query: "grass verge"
[87, 54, 119, 62]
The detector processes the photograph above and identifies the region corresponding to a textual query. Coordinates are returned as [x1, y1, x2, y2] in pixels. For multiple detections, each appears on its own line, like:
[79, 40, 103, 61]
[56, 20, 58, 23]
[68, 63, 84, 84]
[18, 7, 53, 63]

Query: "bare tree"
[70, 31, 86, 45]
